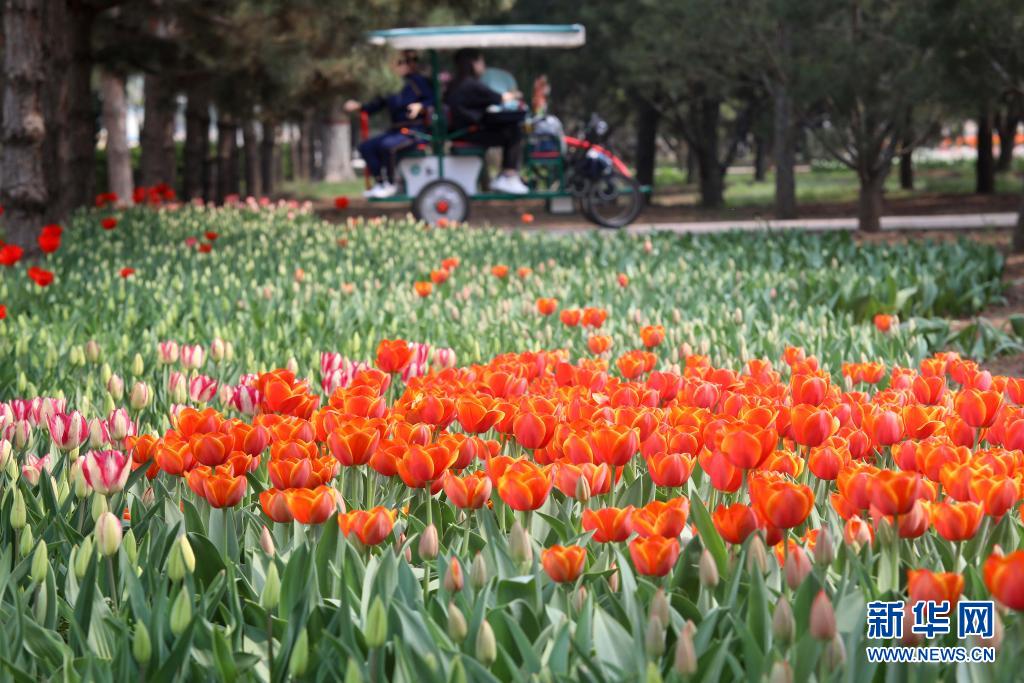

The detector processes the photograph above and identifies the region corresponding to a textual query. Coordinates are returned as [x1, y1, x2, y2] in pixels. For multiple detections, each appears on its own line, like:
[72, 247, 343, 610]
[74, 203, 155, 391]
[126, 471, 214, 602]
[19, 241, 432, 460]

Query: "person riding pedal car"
[345, 50, 433, 198]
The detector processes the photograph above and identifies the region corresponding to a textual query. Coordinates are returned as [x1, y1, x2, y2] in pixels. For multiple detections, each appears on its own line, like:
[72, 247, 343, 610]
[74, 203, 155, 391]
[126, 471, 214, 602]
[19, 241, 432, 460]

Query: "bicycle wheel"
[583, 171, 642, 229]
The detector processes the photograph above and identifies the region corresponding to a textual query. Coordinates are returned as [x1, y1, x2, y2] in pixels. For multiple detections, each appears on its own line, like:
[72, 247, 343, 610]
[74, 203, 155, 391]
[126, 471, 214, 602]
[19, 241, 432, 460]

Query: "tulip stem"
[106, 555, 118, 610]
[267, 611, 274, 677]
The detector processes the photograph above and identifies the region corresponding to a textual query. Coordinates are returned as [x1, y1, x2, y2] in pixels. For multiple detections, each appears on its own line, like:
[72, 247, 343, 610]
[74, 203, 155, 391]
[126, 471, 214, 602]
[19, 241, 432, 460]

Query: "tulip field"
[3, 198, 1024, 682]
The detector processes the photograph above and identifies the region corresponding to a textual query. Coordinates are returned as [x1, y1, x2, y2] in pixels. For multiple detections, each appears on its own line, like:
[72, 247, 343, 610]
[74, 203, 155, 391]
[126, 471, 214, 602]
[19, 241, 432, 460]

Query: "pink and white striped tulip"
[46, 411, 89, 451]
[230, 385, 261, 416]
[22, 454, 53, 486]
[88, 418, 110, 449]
[81, 449, 131, 495]
[181, 344, 205, 369]
[158, 340, 180, 364]
[189, 375, 218, 404]
[433, 347, 457, 369]
[107, 408, 134, 441]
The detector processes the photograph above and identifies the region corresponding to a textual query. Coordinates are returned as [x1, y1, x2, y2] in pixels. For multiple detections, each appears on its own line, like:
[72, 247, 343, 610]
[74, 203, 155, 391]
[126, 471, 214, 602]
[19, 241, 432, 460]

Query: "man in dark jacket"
[345, 50, 434, 198]
[445, 48, 528, 194]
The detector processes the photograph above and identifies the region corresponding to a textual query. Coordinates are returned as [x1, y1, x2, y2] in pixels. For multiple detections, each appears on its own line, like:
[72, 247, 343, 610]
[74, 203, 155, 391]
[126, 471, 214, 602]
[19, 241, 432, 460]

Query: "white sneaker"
[364, 182, 397, 199]
[490, 174, 529, 195]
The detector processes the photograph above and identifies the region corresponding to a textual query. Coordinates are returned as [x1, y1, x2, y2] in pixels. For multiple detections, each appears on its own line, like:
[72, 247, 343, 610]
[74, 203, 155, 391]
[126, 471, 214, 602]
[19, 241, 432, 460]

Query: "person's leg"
[378, 132, 415, 184]
[498, 124, 524, 174]
[358, 136, 384, 182]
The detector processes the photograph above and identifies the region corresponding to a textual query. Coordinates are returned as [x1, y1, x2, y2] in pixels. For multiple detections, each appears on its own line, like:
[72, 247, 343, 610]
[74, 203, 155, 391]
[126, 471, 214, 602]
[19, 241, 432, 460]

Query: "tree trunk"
[976, 105, 995, 195]
[1012, 180, 1024, 253]
[996, 110, 1020, 173]
[216, 115, 239, 202]
[61, 4, 96, 215]
[685, 145, 695, 185]
[323, 98, 354, 181]
[100, 70, 133, 206]
[634, 98, 658, 190]
[695, 98, 724, 209]
[261, 118, 276, 195]
[772, 83, 797, 218]
[183, 86, 210, 201]
[299, 112, 313, 180]
[1, 0, 48, 251]
[753, 134, 767, 182]
[140, 73, 177, 187]
[899, 150, 914, 190]
[242, 119, 260, 198]
[857, 171, 885, 232]
[41, 0, 70, 224]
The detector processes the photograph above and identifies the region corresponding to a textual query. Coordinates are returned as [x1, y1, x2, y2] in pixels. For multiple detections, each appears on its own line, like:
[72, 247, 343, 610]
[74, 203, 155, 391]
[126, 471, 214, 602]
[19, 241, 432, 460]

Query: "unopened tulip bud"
[769, 660, 793, 683]
[260, 525, 275, 556]
[133, 622, 152, 666]
[977, 610, 1003, 652]
[223, 341, 235, 362]
[444, 556, 464, 593]
[810, 591, 837, 641]
[131, 353, 145, 377]
[575, 475, 591, 503]
[0, 439, 11, 470]
[650, 588, 670, 627]
[286, 357, 299, 375]
[365, 596, 388, 648]
[470, 552, 488, 589]
[91, 493, 108, 522]
[167, 535, 195, 581]
[746, 534, 768, 574]
[30, 540, 48, 583]
[129, 382, 151, 410]
[673, 620, 697, 675]
[644, 616, 666, 658]
[261, 563, 281, 610]
[419, 524, 439, 561]
[821, 634, 846, 671]
[509, 521, 532, 567]
[75, 537, 94, 579]
[475, 619, 497, 666]
[13, 420, 30, 450]
[19, 526, 34, 557]
[608, 560, 620, 592]
[85, 340, 101, 363]
[814, 527, 834, 566]
[344, 659, 365, 683]
[106, 373, 124, 400]
[289, 627, 309, 676]
[699, 548, 719, 589]
[772, 596, 795, 645]
[210, 338, 226, 363]
[11, 489, 27, 529]
[170, 587, 192, 637]
[784, 546, 812, 591]
[95, 511, 123, 556]
[108, 408, 131, 440]
[573, 585, 588, 612]
[123, 528, 138, 565]
[447, 601, 468, 643]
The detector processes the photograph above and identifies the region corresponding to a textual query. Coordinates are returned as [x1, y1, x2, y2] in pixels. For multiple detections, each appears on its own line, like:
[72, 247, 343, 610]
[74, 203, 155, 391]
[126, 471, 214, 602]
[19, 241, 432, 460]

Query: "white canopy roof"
[367, 24, 586, 50]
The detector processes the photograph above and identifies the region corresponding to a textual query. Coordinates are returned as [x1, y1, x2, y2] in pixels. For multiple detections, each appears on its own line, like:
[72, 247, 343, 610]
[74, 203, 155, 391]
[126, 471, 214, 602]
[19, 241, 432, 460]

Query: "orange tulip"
[229, 422, 271, 456]
[912, 375, 947, 405]
[513, 409, 557, 450]
[269, 457, 315, 489]
[874, 313, 894, 332]
[560, 308, 582, 326]
[587, 335, 613, 355]
[954, 389, 1003, 429]
[429, 268, 449, 284]
[582, 506, 634, 543]
[629, 498, 689, 538]
[285, 486, 338, 524]
[155, 438, 193, 475]
[397, 444, 456, 488]
[553, 461, 612, 498]
[337, 507, 396, 545]
[581, 307, 608, 328]
[269, 439, 318, 462]
[536, 297, 558, 315]
[843, 516, 874, 548]
[719, 421, 776, 470]
[491, 264, 509, 278]
[375, 339, 413, 373]
[443, 471, 493, 509]
[789, 405, 838, 447]
[455, 396, 504, 434]
[808, 443, 848, 481]
[260, 488, 293, 523]
[907, 569, 963, 606]
[414, 281, 432, 297]
[326, 422, 381, 467]
[639, 325, 665, 348]
[712, 503, 759, 544]
[494, 461, 552, 511]
[628, 536, 680, 577]
[202, 466, 247, 508]
[864, 408, 904, 447]
[869, 470, 924, 516]
[541, 545, 587, 583]
[969, 475, 1019, 517]
[750, 476, 814, 529]
[790, 373, 829, 406]
[189, 431, 234, 467]
[645, 452, 695, 488]
[931, 500, 983, 541]
[587, 424, 639, 467]
[983, 551, 1024, 610]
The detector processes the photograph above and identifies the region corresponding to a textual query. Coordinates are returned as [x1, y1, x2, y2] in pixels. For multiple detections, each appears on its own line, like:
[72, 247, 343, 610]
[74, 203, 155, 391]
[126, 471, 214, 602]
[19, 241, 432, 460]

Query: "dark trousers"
[358, 131, 416, 182]
[461, 123, 523, 171]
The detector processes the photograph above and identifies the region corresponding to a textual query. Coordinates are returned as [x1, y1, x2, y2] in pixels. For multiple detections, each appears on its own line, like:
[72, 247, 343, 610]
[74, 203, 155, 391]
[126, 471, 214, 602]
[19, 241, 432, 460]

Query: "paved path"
[540, 212, 1020, 234]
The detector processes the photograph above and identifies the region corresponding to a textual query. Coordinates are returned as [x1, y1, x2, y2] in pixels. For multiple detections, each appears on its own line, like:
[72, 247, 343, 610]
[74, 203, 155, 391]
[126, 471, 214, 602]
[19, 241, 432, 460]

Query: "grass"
[279, 178, 367, 202]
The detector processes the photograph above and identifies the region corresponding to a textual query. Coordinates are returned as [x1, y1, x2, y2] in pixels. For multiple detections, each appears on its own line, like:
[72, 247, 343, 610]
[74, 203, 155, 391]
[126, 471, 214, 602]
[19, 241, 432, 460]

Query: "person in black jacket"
[445, 48, 529, 194]
[345, 50, 434, 198]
